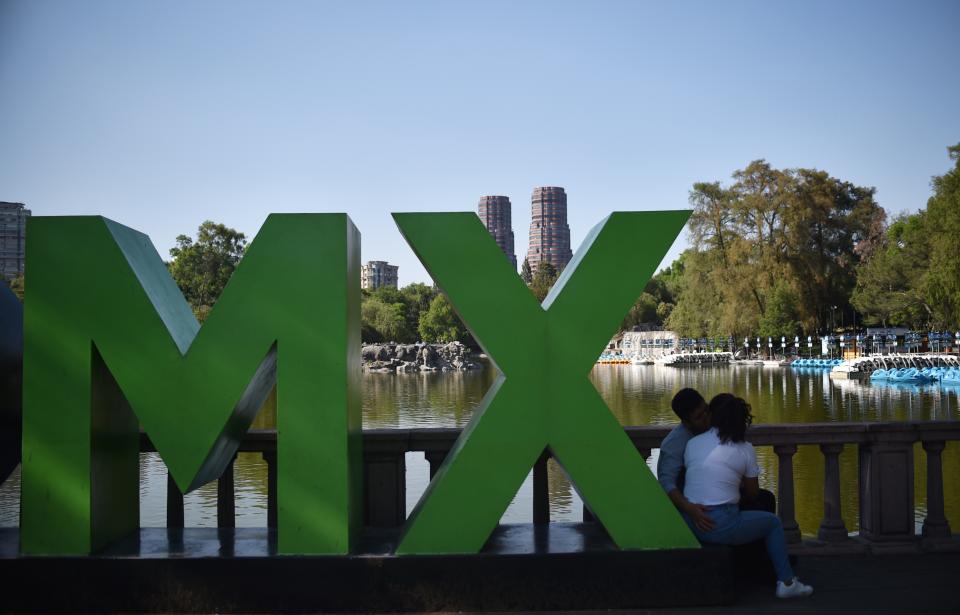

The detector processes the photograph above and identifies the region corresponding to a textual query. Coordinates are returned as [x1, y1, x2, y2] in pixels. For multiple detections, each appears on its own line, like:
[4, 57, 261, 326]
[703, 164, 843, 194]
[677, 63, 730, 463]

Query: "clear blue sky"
[2, 0, 958, 285]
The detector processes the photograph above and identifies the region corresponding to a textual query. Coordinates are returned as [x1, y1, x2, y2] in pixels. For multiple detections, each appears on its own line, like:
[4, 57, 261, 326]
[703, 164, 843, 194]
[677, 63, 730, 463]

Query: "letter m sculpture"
[393, 210, 699, 553]
[20, 215, 361, 555]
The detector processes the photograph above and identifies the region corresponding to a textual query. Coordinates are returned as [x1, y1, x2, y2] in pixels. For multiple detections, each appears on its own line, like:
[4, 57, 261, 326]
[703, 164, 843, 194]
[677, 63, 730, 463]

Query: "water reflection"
[1, 364, 957, 536]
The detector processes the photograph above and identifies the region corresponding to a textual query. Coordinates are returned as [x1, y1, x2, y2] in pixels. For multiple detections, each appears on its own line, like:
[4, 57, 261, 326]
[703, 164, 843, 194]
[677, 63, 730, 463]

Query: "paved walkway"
[476, 552, 960, 614]
[296, 553, 960, 614]
[717, 552, 957, 613]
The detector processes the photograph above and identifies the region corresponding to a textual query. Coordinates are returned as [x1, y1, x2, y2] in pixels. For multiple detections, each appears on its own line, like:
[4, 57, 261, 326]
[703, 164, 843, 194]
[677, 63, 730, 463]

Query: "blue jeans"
[684, 503, 794, 583]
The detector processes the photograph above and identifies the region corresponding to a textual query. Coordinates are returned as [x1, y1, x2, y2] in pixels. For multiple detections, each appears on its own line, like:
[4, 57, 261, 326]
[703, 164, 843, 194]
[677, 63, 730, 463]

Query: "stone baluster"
[773, 444, 801, 543]
[262, 451, 277, 529]
[533, 451, 550, 524]
[921, 441, 952, 540]
[166, 470, 184, 529]
[818, 443, 848, 541]
[364, 451, 406, 527]
[859, 437, 914, 542]
[425, 451, 447, 480]
[217, 454, 236, 529]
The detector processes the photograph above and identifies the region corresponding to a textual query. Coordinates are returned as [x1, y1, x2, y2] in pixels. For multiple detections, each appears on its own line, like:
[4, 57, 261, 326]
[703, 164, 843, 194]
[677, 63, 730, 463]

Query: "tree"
[852, 143, 960, 330]
[664, 250, 726, 337]
[666, 160, 883, 338]
[757, 281, 801, 338]
[520, 258, 533, 284]
[361, 295, 412, 342]
[656, 301, 673, 322]
[359, 281, 474, 344]
[360, 283, 437, 343]
[168, 221, 247, 321]
[5, 275, 23, 300]
[418, 294, 468, 343]
[688, 181, 736, 263]
[782, 169, 882, 331]
[851, 213, 930, 328]
[620, 292, 659, 330]
[399, 282, 437, 337]
[529, 261, 558, 302]
[922, 143, 960, 328]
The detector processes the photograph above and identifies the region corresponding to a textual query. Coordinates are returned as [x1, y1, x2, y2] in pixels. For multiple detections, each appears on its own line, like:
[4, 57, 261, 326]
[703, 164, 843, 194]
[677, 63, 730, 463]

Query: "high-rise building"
[0, 202, 30, 281]
[526, 186, 572, 274]
[477, 195, 516, 270]
[361, 260, 399, 290]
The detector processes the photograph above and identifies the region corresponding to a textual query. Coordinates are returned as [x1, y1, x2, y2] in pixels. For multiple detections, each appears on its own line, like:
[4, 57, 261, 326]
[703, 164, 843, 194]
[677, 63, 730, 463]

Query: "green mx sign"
[393, 211, 696, 553]
[19, 210, 696, 556]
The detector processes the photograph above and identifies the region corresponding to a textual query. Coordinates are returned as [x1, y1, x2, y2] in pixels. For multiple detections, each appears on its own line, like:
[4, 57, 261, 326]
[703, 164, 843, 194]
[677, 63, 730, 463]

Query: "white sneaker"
[776, 577, 814, 599]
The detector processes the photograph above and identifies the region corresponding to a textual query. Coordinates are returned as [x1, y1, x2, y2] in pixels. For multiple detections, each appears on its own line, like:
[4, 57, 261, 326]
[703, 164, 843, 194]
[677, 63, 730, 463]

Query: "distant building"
[477, 195, 517, 269]
[526, 186, 572, 274]
[361, 260, 399, 290]
[0, 202, 30, 281]
[617, 330, 680, 357]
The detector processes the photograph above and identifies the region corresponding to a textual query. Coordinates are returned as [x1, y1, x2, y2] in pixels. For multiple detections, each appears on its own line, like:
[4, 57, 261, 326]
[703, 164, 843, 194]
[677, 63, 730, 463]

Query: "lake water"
[2, 363, 958, 536]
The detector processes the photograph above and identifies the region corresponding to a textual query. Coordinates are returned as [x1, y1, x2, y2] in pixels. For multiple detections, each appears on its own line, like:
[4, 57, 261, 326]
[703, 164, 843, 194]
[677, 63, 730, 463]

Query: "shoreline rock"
[362, 341, 483, 373]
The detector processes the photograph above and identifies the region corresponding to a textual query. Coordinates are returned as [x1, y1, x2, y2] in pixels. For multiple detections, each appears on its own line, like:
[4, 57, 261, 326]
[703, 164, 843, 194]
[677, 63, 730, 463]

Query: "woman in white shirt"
[683, 393, 813, 599]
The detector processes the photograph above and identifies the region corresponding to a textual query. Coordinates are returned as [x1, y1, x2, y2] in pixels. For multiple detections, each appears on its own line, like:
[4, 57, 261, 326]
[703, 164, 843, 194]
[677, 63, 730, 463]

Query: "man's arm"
[657, 431, 715, 532]
[667, 488, 716, 533]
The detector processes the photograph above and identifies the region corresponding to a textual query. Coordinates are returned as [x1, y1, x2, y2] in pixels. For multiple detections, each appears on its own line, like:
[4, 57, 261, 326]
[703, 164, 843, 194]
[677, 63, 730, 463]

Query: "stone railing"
[143, 421, 959, 544]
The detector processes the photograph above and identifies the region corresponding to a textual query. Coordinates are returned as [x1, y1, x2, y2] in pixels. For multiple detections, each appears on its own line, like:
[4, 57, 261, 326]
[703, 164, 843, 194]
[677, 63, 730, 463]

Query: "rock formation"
[362, 341, 482, 373]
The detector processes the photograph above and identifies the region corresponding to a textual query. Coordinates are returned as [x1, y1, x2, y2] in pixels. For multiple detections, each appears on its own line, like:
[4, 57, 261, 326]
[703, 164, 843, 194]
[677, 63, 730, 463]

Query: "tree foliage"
[665, 160, 884, 338]
[852, 144, 960, 329]
[418, 294, 470, 343]
[529, 261, 559, 302]
[620, 263, 682, 330]
[520, 257, 533, 284]
[361, 294, 412, 343]
[359, 282, 478, 345]
[5, 275, 24, 300]
[168, 221, 247, 321]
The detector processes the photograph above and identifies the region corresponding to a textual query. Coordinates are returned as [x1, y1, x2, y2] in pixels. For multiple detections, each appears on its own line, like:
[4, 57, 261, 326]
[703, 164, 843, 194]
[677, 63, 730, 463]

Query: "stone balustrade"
[143, 421, 959, 545]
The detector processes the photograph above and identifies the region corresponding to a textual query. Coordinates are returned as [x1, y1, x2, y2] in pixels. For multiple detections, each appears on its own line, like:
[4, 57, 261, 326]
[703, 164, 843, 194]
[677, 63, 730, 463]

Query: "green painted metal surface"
[393, 211, 698, 554]
[21, 214, 361, 555]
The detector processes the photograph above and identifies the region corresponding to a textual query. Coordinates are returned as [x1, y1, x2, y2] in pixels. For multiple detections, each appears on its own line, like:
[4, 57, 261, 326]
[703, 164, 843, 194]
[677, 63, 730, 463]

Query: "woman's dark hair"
[708, 393, 753, 443]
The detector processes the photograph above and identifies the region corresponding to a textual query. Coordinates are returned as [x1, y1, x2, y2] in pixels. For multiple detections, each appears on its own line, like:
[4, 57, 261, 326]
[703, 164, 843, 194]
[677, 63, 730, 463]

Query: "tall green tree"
[361, 295, 412, 342]
[664, 250, 726, 337]
[923, 144, 960, 328]
[418, 294, 469, 343]
[168, 221, 247, 321]
[667, 160, 883, 338]
[399, 282, 437, 336]
[359, 281, 477, 344]
[851, 214, 929, 327]
[520, 257, 533, 284]
[852, 143, 960, 329]
[5, 275, 23, 300]
[620, 292, 659, 330]
[529, 261, 559, 302]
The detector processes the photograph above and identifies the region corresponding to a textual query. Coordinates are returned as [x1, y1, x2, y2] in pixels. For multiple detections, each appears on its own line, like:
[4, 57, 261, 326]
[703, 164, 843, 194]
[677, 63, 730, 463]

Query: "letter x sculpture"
[393, 211, 698, 554]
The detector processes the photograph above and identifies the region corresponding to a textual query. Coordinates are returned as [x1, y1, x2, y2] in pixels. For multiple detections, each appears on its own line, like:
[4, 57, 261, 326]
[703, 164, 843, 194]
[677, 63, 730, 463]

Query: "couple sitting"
[657, 388, 813, 600]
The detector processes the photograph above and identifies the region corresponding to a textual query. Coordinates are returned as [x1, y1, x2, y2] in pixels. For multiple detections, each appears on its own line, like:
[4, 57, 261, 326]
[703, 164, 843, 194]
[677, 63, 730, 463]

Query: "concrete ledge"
[787, 535, 960, 556]
[0, 525, 735, 612]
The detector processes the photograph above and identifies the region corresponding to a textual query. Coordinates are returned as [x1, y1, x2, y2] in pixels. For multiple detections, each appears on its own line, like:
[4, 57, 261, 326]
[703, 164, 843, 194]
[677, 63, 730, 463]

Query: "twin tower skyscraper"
[477, 187, 573, 275]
